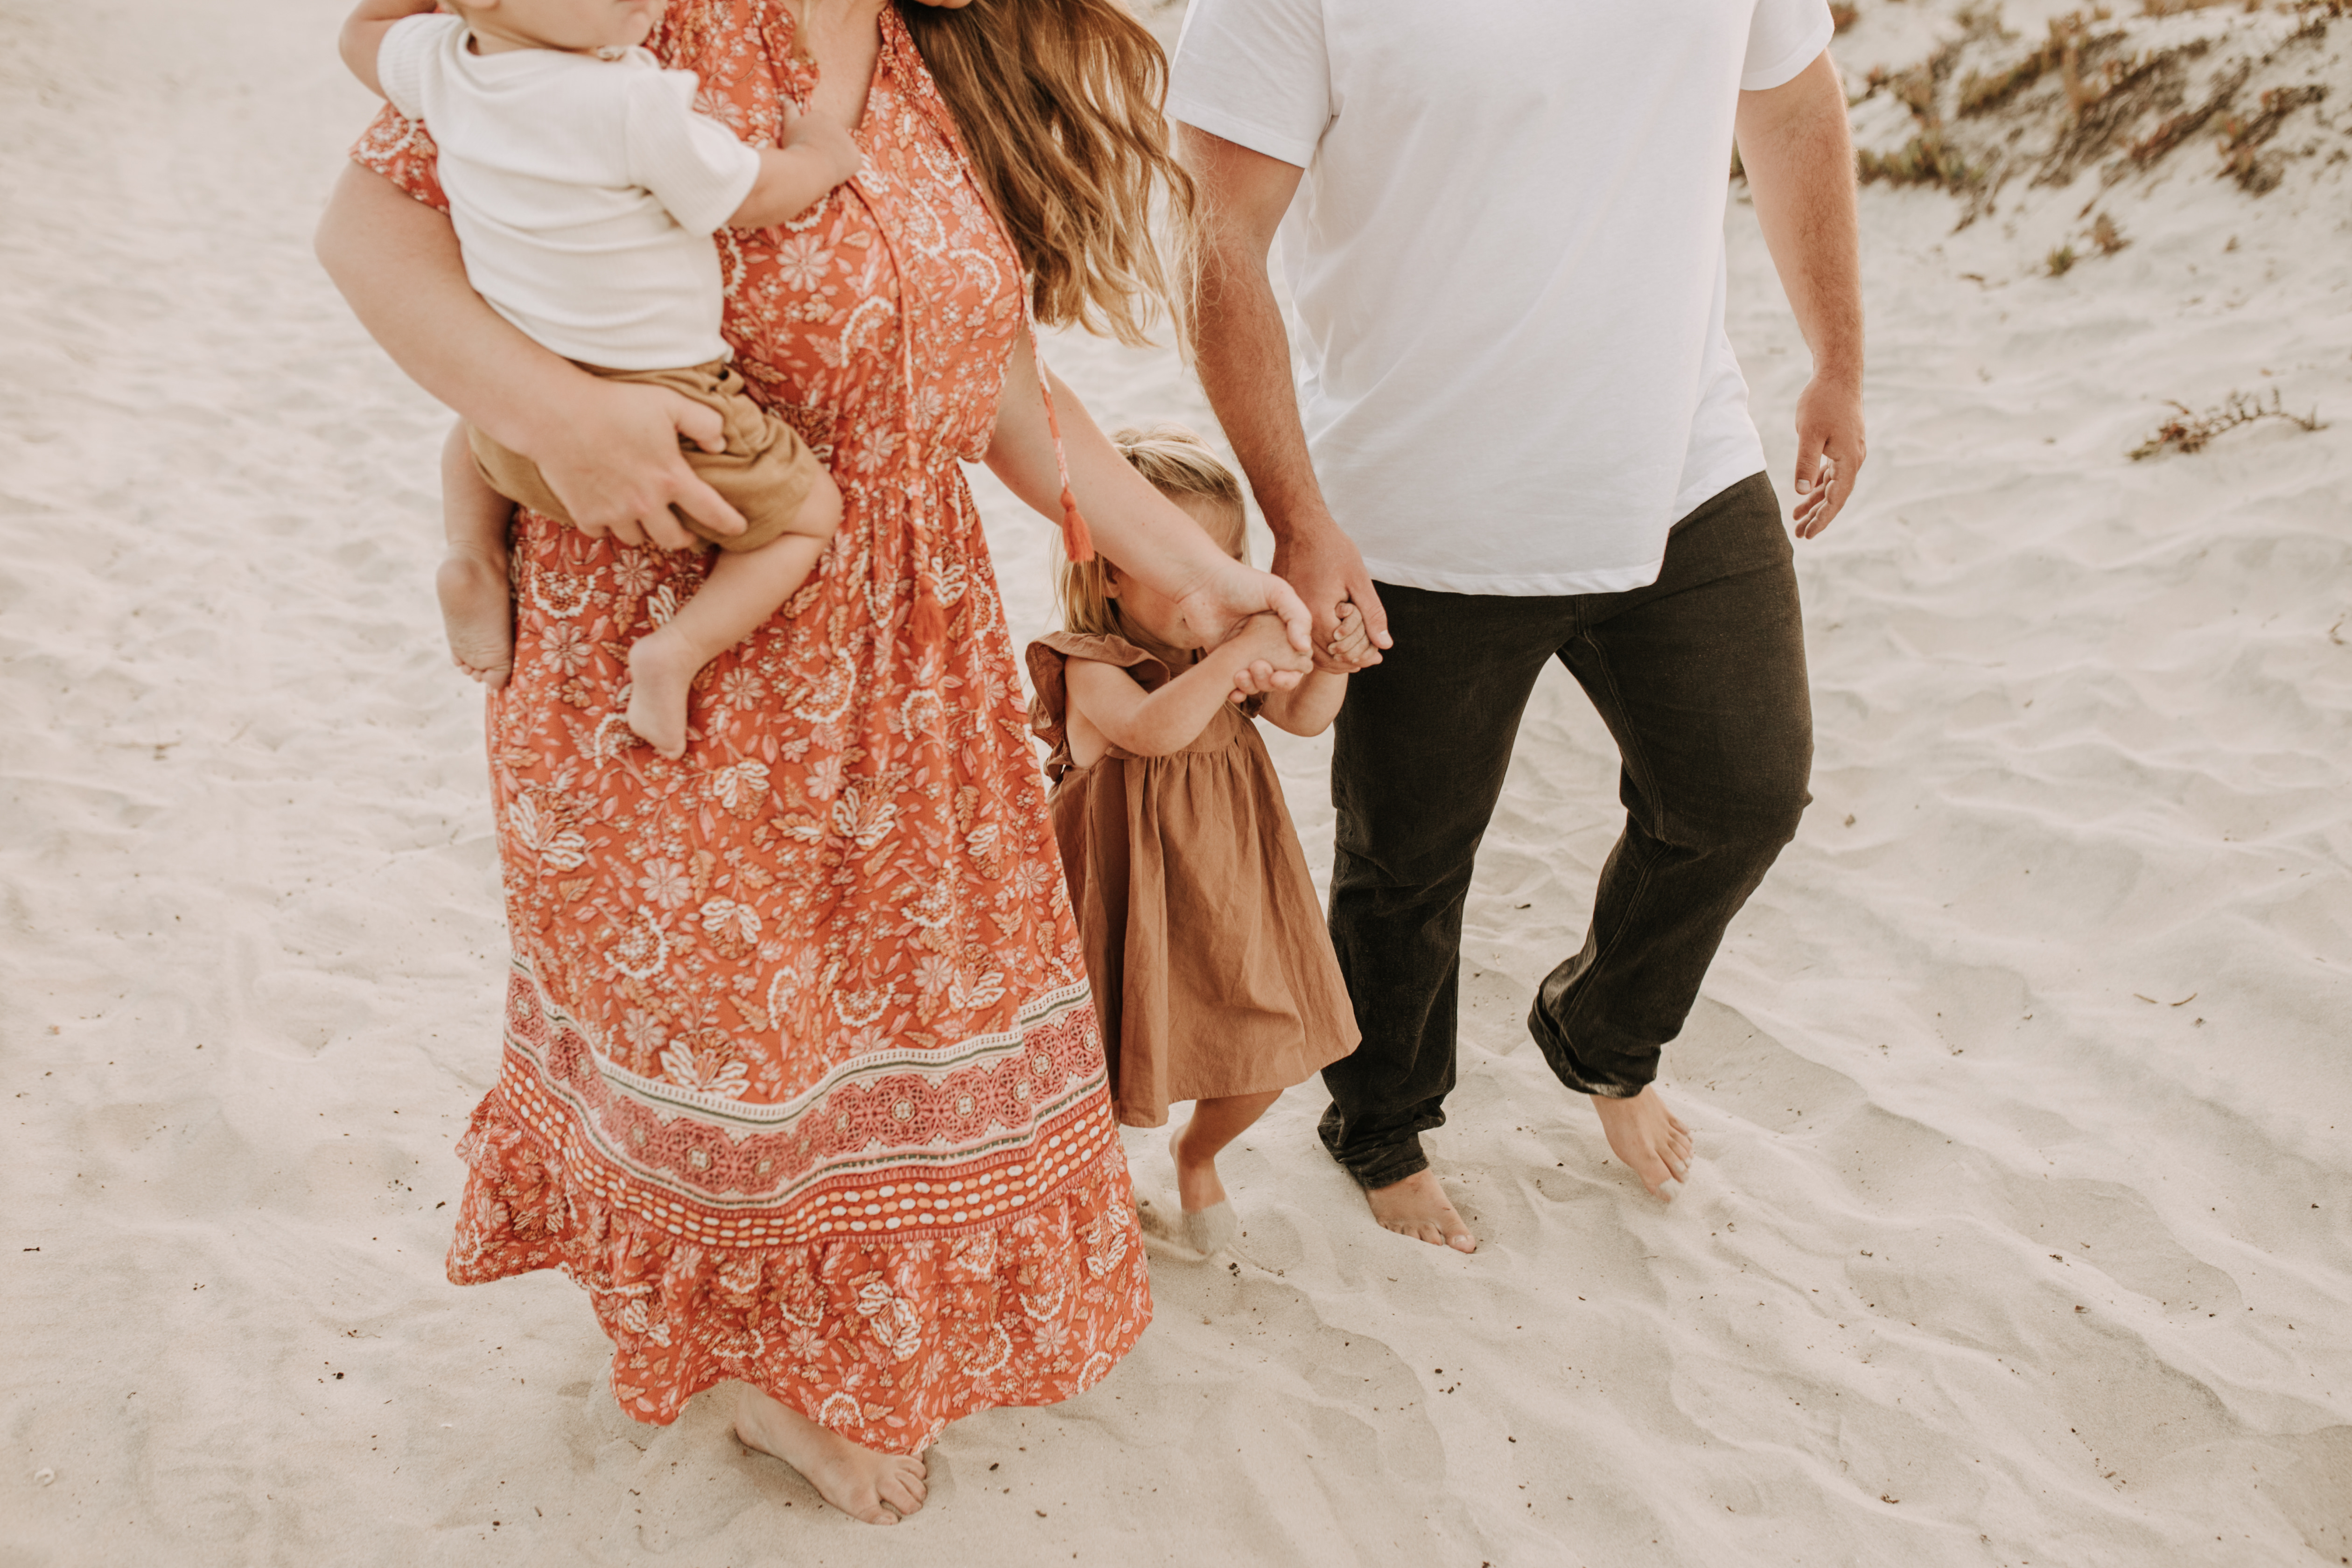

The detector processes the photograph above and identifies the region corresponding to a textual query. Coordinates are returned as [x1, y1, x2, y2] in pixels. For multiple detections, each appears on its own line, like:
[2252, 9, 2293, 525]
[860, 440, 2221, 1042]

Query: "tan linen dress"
[1027, 631, 1360, 1127]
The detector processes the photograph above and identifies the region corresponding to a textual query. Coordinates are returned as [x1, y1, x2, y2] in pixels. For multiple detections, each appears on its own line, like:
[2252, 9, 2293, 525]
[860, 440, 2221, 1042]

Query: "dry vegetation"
[1846, 0, 2346, 210]
[2128, 387, 2329, 457]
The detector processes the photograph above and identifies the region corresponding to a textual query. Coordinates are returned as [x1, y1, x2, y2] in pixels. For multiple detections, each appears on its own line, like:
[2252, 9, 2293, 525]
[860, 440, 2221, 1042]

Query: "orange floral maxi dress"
[353, 2, 1149, 1455]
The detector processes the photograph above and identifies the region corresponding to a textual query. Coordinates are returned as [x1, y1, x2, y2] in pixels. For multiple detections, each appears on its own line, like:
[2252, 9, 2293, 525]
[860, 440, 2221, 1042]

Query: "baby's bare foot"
[436, 548, 513, 687]
[1364, 1169, 1477, 1253]
[1590, 1086, 1693, 1199]
[625, 629, 701, 758]
[734, 1386, 927, 1525]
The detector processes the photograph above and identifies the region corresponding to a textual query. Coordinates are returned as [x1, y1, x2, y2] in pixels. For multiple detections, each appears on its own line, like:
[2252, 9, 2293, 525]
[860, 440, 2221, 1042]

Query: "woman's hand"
[1174, 557, 1314, 690]
[529, 378, 747, 548]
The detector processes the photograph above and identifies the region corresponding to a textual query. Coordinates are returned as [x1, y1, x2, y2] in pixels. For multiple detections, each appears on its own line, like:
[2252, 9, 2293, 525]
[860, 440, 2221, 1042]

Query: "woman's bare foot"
[1364, 1169, 1477, 1253]
[625, 629, 701, 758]
[435, 546, 513, 687]
[1590, 1086, 1693, 1198]
[733, 1385, 927, 1525]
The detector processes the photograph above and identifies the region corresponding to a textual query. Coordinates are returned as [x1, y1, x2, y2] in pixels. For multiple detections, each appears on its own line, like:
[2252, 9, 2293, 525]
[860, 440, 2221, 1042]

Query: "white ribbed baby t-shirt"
[376, 14, 762, 370]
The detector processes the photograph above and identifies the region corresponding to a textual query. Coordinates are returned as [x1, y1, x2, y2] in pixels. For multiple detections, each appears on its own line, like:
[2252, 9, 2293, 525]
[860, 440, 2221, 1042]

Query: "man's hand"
[533, 380, 746, 549]
[1272, 517, 1391, 672]
[1737, 51, 1866, 540]
[1791, 372, 1864, 539]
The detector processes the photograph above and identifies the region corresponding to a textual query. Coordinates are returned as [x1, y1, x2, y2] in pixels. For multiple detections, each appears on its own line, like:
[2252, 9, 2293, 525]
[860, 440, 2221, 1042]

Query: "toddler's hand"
[785, 105, 863, 189]
[1232, 612, 1314, 669]
[1221, 613, 1312, 701]
[1328, 602, 1374, 665]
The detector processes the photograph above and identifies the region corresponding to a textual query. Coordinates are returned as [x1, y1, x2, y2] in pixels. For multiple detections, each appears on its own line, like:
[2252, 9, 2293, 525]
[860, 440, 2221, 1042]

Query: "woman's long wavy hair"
[898, 0, 1196, 346]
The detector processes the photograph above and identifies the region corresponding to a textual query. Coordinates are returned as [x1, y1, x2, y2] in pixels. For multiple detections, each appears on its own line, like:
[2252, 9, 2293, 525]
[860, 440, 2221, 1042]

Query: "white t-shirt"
[1169, 0, 1833, 595]
[377, 14, 763, 371]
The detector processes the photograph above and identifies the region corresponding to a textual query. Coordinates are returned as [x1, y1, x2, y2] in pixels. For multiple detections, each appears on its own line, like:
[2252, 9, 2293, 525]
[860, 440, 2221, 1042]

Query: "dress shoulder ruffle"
[1024, 630, 1172, 779]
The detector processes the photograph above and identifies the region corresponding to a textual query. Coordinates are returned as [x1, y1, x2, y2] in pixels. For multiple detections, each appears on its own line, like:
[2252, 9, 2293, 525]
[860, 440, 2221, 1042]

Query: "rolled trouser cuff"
[1317, 1102, 1433, 1190]
[1526, 995, 1651, 1099]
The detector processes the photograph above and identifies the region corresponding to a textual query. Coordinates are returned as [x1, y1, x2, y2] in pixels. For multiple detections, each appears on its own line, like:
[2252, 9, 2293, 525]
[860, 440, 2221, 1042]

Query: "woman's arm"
[313, 162, 745, 547]
[1064, 616, 1306, 759]
[984, 332, 1312, 666]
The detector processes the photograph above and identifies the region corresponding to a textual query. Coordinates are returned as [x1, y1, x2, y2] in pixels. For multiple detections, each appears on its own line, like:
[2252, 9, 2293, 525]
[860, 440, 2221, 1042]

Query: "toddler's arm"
[339, 0, 440, 99]
[1255, 602, 1366, 736]
[1064, 615, 1310, 758]
[728, 108, 864, 230]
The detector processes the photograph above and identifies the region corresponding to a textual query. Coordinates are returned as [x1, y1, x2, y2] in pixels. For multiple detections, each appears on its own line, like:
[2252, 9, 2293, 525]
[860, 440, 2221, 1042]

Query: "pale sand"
[4, 1, 2350, 1563]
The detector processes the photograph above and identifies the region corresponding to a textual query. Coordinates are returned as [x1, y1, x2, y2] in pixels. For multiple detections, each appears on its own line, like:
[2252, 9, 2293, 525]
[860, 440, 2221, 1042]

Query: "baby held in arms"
[340, 0, 858, 756]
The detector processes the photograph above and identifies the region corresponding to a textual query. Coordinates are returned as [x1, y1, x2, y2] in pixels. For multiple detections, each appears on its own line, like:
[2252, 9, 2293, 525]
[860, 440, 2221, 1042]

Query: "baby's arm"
[1256, 603, 1366, 736]
[339, 0, 440, 98]
[1064, 616, 1310, 758]
[728, 109, 864, 230]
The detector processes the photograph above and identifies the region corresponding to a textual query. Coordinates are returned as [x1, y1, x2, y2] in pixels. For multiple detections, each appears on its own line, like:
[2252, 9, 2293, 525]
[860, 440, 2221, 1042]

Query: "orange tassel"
[1060, 488, 1094, 565]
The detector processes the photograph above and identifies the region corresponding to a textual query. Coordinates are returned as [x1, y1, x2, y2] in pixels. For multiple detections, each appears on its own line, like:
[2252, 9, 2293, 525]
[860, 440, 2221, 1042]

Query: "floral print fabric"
[351, 0, 1149, 1453]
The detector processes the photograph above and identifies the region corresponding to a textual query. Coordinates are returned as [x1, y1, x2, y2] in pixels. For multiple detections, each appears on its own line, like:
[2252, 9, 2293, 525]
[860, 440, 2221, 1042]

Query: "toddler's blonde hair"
[1054, 424, 1247, 638]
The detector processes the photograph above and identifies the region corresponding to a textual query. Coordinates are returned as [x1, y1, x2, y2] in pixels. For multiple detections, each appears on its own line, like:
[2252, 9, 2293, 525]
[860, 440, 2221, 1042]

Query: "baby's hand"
[784, 104, 863, 189]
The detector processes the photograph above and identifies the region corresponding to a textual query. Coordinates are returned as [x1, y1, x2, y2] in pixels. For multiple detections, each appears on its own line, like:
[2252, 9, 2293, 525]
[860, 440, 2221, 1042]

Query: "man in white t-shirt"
[1171, 0, 1865, 1249]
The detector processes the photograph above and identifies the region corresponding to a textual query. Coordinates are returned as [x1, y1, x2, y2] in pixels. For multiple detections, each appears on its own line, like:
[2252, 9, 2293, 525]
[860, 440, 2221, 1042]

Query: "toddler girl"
[339, 0, 858, 757]
[1026, 426, 1368, 1256]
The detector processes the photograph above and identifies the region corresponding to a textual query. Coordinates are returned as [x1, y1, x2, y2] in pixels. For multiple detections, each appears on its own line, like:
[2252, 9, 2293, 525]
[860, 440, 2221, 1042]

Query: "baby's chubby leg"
[437, 421, 518, 686]
[626, 471, 841, 758]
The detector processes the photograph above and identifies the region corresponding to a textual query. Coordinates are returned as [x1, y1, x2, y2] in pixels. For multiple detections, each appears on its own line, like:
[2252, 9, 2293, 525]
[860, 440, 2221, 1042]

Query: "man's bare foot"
[625, 629, 701, 758]
[1364, 1169, 1477, 1253]
[436, 547, 513, 687]
[733, 1386, 927, 1525]
[1590, 1087, 1693, 1199]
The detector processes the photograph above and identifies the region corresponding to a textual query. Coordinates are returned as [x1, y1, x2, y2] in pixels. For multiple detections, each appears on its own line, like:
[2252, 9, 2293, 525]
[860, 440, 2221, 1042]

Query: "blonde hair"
[899, 0, 1198, 347]
[1054, 425, 1246, 637]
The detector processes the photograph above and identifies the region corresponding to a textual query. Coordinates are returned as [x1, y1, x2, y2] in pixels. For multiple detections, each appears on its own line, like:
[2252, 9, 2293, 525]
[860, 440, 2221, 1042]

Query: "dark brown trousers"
[1319, 471, 1813, 1188]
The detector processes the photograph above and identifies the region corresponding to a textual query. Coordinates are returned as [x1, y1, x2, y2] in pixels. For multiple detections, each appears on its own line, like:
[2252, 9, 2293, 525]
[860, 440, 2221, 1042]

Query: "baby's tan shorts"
[468, 359, 827, 553]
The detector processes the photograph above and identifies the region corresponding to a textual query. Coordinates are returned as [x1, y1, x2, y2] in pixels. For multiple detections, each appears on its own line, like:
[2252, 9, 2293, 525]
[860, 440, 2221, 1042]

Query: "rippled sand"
[4, 1, 2347, 1563]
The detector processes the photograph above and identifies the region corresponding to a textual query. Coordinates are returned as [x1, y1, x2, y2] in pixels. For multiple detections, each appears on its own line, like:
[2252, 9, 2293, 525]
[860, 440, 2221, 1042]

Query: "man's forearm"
[1189, 236, 1336, 542]
[1738, 54, 1863, 384]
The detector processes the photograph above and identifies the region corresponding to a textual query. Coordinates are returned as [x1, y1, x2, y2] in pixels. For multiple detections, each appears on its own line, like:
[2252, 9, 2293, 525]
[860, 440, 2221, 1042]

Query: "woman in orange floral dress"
[317, 0, 1310, 1525]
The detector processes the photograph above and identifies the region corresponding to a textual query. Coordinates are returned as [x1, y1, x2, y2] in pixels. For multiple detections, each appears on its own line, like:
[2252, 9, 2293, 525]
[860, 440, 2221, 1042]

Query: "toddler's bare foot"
[1169, 1121, 1227, 1212]
[1140, 1122, 1240, 1258]
[1590, 1086, 1692, 1199]
[1364, 1169, 1477, 1253]
[436, 547, 513, 687]
[625, 629, 701, 758]
[734, 1386, 927, 1525]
